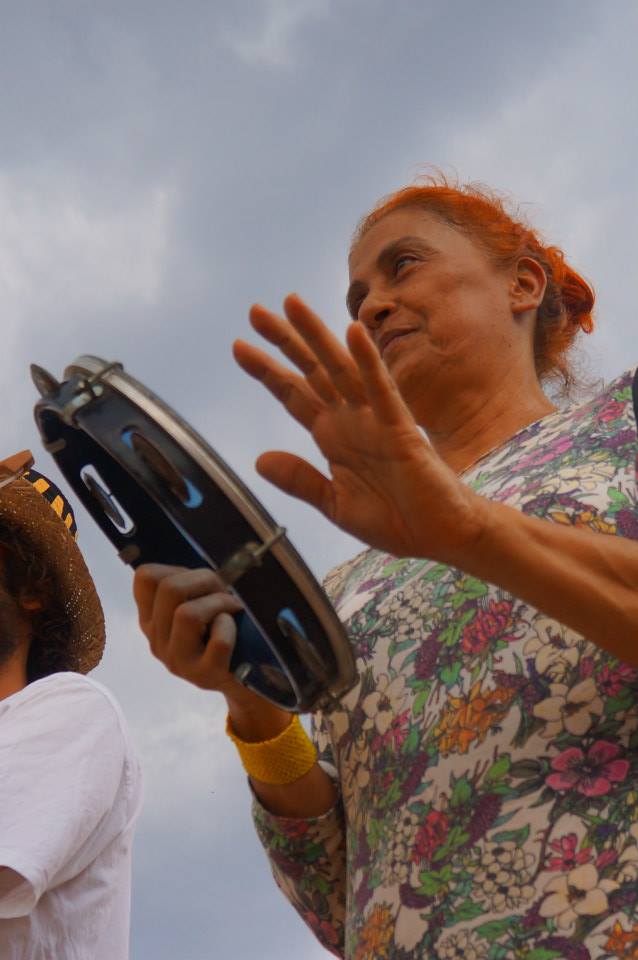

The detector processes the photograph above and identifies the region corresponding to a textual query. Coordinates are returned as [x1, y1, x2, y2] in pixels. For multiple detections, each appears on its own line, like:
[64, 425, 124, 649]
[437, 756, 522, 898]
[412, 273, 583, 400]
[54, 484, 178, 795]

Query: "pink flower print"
[390, 709, 410, 750]
[283, 820, 311, 840]
[597, 662, 638, 697]
[461, 599, 517, 655]
[547, 833, 592, 872]
[412, 810, 450, 863]
[546, 741, 629, 797]
[595, 848, 618, 870]
[372, 709, 411, 752]
[598, 399, 625, 423]
[516, 436, 573, 470]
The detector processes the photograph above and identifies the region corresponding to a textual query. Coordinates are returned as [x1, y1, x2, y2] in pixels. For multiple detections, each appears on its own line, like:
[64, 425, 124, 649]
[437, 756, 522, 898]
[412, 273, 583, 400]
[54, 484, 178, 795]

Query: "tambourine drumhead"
[32, 356, 357, 712]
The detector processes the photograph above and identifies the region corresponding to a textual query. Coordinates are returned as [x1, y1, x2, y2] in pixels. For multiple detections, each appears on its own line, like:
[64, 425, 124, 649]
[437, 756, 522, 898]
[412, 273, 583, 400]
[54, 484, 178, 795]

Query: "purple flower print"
[546, 741, 629, 797]
[616, 508, 638, 539]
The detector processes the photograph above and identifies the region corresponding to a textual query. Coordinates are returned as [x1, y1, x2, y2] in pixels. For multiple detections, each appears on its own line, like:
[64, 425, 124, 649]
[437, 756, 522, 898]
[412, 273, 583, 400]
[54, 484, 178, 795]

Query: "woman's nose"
[358, 293, 395, 331]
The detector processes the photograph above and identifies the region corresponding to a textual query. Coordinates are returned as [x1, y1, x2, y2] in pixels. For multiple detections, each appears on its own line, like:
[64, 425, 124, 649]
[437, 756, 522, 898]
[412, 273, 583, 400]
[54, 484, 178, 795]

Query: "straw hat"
[0, 450, 105, 674]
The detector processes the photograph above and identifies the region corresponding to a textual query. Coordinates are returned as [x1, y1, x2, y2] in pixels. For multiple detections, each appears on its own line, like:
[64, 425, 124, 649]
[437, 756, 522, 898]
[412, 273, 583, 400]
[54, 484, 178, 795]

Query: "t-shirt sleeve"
[0, 674, 131, 918]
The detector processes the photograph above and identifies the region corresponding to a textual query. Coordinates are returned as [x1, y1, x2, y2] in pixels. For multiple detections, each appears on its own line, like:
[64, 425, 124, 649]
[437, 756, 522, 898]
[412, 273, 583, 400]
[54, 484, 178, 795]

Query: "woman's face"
[347, 207, 533, 417]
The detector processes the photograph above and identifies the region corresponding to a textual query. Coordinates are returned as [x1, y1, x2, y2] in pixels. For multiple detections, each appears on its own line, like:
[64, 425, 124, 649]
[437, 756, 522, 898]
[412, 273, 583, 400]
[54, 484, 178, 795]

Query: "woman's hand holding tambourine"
[233, 294, 488, 565]
[133, 564, 247, 695]
[133, 564, 309, 742]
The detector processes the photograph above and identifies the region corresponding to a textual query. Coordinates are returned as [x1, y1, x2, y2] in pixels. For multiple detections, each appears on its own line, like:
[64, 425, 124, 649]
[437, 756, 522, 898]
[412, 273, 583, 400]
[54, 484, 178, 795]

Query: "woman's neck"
[413, 373, 557, 475]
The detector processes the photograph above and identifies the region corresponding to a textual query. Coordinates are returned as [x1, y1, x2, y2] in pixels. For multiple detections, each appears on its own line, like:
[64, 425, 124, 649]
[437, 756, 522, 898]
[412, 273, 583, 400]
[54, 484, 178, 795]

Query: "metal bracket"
[217, 526, 287, 585]
[58, 361, 124, 426]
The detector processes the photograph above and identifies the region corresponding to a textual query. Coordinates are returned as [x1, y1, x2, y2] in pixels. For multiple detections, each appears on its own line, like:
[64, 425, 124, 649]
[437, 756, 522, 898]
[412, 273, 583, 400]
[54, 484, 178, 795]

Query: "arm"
[134, 565, 348, 955]
[456, 499, 638, 664]
[250, 709, 347, 958]
[134, 564, 338, 818]
[233, 294, 638, 665]
[0, 676, 134, 918]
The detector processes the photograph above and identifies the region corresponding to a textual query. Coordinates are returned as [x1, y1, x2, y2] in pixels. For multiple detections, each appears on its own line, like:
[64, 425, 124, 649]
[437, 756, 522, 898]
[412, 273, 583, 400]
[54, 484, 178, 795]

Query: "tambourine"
[31, 356, 356, 713]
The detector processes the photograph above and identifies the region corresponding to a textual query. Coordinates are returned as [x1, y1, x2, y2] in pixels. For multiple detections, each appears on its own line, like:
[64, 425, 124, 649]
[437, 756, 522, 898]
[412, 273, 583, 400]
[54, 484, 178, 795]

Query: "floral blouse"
[253, 367, 638, 960]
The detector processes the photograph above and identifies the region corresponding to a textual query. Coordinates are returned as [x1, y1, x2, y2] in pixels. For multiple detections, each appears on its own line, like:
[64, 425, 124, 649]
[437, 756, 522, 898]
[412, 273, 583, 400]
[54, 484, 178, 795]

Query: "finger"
[283, 294, 366, 405]
[198, 612, 237, 677]
[233, 339, 322, 430]
[249, 304, 338, 405]
[133, 563, 188, 626]
[149, 568, 233, 652]
[346, 322, 411, 426]
[256, 451, 335, 521]
[165, 593, 242, 668]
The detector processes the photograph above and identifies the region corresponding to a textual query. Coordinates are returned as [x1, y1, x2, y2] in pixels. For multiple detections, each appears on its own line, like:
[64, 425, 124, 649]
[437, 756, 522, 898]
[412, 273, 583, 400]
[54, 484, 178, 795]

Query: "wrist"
[226, 712, 317, 785]
[428, 487, 496, 569]
[224, 688, 292, 742]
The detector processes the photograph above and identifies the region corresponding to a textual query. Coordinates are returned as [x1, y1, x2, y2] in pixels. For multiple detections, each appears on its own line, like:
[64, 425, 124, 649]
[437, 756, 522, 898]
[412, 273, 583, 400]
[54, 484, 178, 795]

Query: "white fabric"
[0, 672, 143, 960]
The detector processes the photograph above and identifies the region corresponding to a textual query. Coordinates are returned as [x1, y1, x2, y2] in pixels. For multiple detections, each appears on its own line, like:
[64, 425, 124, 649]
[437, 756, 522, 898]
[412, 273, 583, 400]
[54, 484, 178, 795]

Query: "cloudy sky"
[1, 2, 637, 957]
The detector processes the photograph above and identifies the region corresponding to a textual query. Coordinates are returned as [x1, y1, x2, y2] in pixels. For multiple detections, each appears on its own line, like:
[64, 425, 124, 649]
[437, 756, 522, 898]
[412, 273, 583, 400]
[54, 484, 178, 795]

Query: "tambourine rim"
[62, 355, 357, 702]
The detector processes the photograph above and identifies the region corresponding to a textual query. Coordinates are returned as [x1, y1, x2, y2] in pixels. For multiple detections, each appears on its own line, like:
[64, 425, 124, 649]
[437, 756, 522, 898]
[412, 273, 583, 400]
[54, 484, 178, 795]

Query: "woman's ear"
[510, 256, 547, 316]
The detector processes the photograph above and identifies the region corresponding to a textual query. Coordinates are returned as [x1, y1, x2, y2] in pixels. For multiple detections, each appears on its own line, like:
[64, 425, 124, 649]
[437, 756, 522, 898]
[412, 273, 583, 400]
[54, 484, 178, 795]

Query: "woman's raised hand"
[233, 294, 486, 563]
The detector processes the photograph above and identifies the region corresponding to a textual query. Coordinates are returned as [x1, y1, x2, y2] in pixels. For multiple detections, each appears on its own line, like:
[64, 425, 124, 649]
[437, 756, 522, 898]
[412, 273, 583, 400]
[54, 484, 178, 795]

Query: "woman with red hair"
[136, 178, 638, 959]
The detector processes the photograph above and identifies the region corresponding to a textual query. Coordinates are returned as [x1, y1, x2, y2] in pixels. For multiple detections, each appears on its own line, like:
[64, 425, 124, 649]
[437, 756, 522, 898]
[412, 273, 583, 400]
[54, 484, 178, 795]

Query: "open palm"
[233, 294, 484, 562]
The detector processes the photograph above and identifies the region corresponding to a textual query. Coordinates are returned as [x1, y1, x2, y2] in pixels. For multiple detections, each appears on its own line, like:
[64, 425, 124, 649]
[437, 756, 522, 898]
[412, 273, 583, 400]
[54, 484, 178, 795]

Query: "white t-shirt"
[0, 672, 143, 960]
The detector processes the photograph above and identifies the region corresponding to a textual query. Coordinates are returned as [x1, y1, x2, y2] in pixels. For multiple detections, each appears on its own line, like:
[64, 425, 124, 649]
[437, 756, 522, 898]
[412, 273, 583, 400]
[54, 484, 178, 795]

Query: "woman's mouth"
[380, 329, 416, 358]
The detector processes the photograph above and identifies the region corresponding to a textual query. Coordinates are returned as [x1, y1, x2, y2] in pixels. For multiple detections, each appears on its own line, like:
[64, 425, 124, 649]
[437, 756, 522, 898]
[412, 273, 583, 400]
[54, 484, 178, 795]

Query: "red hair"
[354, 175, 594, 392]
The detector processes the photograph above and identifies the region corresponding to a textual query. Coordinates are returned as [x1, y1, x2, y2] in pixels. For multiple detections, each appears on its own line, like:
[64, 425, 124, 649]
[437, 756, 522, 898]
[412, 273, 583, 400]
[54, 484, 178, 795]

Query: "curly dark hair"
[0, 520, 73, 681]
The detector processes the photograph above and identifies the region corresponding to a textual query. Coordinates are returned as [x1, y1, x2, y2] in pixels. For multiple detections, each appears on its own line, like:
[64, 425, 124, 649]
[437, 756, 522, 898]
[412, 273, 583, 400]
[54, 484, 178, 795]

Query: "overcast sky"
[1, 2, 637, 958]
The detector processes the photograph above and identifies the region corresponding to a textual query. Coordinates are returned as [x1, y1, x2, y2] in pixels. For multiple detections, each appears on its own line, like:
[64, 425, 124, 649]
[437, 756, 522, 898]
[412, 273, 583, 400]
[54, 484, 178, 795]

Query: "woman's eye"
[395, 254, 416, 273]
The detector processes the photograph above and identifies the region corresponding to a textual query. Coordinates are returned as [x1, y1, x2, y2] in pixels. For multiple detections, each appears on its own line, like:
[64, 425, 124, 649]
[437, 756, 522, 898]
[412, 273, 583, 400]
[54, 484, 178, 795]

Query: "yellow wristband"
[226, 713, 317, 785]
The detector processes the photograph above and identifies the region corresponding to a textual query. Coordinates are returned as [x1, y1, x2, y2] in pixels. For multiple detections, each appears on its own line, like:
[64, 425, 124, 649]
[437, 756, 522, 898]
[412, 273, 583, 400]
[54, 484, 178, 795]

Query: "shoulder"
[564, 365, 638, 434]
[1, 672, 142, 809]
[595, 365, 638, 406]
[2, 672, 133, 747]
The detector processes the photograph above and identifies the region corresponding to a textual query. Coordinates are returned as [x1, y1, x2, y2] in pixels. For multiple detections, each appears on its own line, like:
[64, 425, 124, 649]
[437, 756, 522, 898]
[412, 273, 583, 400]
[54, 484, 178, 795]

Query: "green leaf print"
[412, 689, 430, 716]
[441, 608, 475, 645]
[604, 689, 634, 715]
[423, 563, 449, 582]
[403, 726, 420, 755]
[607, 486, 630, 514]
[450, 776, 472, 807]
[475, 919, 511, 941]
[440, 662, 462, 686]
[380, 779, 402, 809]
[417, 865, 452, 897]
[491, 807, 520, 828]
[486, 754, 511, 782]
[449, 899, 485, 922]
[522, 950, 562, 960]
[491, 824, 530, 845]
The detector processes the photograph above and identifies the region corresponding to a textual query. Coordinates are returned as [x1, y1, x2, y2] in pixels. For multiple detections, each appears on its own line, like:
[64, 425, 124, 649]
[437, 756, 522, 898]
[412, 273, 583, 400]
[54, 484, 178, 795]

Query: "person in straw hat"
[0, 450, 142, 960]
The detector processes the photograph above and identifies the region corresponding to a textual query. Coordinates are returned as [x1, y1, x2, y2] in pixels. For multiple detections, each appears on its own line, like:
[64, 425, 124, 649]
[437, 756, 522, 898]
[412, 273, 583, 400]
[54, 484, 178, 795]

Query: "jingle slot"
[80, 464, 136, 536]
[120, 428, 203, 508]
